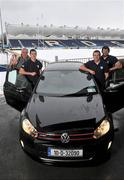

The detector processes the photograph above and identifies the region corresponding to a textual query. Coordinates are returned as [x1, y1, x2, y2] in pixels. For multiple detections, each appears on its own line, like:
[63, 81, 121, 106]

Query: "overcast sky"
[0, 0, 124, 30]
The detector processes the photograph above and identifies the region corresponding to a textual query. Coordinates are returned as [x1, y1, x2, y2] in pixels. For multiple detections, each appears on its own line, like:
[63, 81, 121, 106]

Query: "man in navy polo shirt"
[19, 49, 42, 89]
[79, 50, 109, 90]
[101, 46, 122, 72]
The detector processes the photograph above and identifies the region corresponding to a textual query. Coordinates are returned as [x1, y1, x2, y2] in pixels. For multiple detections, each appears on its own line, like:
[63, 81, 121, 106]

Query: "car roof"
[45, 61, 83, 71]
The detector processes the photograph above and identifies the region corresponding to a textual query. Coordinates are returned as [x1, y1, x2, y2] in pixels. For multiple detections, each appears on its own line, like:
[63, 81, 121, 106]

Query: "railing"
[56, 57, 92, 64]
[1, 50, 124, 67]
[39, 59, 49, 68]
[40, 56, 124, 67]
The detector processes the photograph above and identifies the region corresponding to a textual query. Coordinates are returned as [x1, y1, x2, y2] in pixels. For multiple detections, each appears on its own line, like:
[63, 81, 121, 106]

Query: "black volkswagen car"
[4, 62, 124, 164]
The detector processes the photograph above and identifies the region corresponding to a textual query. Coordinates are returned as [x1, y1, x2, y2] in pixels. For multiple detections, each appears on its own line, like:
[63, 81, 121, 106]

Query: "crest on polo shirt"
[100, 66, 103, 70]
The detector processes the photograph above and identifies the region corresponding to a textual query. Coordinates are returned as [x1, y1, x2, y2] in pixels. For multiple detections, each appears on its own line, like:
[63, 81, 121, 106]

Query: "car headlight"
[93, 119, 110, 139]
[22, 119, 38, 138]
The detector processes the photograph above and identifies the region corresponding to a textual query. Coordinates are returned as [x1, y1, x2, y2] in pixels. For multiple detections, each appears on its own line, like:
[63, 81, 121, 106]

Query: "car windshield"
[36, 70, 98, 96]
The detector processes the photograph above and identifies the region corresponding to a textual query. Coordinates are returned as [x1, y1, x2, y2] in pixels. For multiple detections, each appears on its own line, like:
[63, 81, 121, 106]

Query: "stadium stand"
[7, 39, 124, 49]
[1, 23, 124, 50]
[9, 39, 22, 48]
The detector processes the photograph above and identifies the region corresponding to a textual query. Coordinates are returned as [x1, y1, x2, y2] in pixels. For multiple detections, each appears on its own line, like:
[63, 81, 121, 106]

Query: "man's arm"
[79, 65, 95, 75]
[105, 72, 109, 80]
[109, 60, 122, 72]
[19, 68, 37, 76]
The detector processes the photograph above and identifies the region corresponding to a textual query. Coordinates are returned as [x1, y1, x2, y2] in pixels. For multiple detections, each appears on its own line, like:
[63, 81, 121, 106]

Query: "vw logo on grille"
[61, 133, 70, 143]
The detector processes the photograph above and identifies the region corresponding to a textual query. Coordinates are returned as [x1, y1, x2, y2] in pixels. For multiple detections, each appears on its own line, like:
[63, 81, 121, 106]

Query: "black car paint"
[4, 62, 124, 164]
[26, 93, 105, 129]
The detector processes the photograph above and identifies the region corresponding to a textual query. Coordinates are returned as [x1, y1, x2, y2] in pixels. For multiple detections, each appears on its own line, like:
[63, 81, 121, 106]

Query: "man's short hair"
[30, 49, 37, 54]
[102, 46, 110, 52]
[21, 48, 28, 52]
[93, 50, 101, 56]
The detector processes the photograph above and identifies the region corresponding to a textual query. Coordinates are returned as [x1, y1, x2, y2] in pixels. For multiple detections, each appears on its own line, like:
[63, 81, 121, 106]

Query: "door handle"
[16, 89, 24, 93]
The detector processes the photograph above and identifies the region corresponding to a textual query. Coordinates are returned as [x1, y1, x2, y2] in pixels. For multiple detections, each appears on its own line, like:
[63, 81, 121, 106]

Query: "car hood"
[26, 93, 105, 129]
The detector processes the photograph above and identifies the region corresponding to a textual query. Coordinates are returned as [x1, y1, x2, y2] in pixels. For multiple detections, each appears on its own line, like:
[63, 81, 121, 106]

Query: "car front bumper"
[19, 129, 114, 164]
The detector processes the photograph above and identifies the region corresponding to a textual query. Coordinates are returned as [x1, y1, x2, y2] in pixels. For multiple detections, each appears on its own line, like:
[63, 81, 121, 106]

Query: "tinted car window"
[115, 68, 124, 81]
[8, 70, 17, 85]
[36, 70, 97, 96]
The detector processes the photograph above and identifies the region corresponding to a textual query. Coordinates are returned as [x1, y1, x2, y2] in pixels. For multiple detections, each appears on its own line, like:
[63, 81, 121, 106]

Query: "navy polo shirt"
[84, 60, 108, 87]
[101, 55, 118, 69]
[21, 59, 42, 86]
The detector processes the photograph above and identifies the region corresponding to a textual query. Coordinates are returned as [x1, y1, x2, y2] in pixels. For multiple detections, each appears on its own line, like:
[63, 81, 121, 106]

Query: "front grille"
[37, 128, 94, 142]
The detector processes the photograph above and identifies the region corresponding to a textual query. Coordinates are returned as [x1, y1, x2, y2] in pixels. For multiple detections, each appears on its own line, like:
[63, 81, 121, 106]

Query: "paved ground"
[0, 99, 124, 180]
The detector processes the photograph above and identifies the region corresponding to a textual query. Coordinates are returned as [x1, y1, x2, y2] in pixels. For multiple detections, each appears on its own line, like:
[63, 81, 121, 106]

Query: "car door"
[103, 67, 124, 113]
[4, 69, 32, 111]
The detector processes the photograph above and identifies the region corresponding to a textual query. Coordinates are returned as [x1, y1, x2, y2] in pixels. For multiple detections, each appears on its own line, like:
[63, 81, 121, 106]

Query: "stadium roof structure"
[5, 23, 124, 40]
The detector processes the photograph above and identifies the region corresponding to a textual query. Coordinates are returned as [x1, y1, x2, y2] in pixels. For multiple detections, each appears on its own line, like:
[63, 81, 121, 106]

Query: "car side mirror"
[105, 82, 122, 92]
[87, 74, 92, 81]
[40, 75, 45, 80]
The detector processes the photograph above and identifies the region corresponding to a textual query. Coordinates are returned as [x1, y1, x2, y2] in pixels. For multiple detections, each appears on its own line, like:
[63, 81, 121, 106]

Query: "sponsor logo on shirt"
[100, 66, 103, 70]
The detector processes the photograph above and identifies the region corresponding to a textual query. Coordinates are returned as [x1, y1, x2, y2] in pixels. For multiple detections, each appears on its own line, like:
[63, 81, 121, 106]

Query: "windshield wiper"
[62, 87, 96, 97]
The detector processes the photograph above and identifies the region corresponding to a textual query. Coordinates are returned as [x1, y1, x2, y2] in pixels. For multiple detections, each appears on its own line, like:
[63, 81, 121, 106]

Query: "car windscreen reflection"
[36, 70, 97, 96]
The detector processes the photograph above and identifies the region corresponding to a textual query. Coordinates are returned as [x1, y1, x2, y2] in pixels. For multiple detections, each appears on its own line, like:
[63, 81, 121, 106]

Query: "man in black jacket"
[101, 46, 122, 72]
[79, 50, 109, 90]
[19, 49, 42, 88]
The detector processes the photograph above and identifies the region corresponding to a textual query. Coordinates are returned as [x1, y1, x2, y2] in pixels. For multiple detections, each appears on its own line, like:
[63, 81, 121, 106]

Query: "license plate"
[48, 148, 83, 157]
